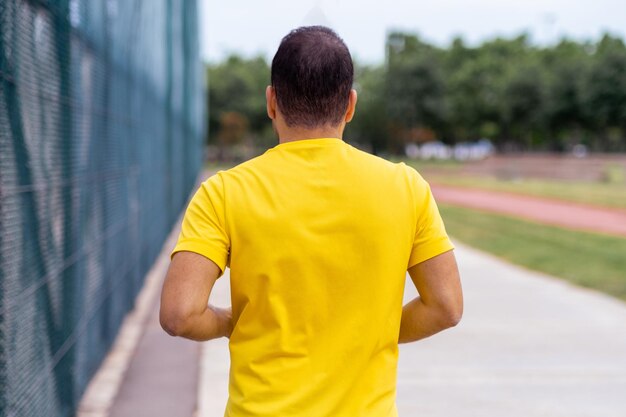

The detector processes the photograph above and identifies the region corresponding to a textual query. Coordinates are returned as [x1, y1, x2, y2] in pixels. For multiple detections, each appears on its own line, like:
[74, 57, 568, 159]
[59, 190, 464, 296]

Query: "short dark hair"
[271, 26, 354, 128]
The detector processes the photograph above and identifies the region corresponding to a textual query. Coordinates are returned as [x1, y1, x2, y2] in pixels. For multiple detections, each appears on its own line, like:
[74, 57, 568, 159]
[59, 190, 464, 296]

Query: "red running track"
[431, 184, 626, 238]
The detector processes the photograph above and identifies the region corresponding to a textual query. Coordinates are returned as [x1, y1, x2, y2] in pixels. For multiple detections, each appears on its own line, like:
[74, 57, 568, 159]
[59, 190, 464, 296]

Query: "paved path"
[431, 184, 626, 237]
[108, 301, 200, 417]
[197, 242, 626, 417]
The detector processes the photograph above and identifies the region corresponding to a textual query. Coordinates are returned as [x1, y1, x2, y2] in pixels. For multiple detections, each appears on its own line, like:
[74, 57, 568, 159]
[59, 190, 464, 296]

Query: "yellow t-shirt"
[173, 138, 454, 417]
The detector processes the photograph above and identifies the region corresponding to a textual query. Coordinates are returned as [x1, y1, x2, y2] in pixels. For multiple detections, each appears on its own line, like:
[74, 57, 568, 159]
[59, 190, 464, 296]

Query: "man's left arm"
[159, 251, 232, 341]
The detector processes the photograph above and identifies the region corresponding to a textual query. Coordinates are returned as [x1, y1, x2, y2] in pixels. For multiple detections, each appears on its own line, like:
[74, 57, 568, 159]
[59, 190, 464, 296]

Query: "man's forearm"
[398, 297, 459, 344]
[162, 305, 232, 341]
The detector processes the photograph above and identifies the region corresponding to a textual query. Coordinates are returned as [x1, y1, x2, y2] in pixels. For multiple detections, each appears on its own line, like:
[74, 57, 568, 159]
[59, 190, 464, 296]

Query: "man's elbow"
[159, 307, 191, 337]
[444, 306, 463, 328]
[437, 302, 463, 329]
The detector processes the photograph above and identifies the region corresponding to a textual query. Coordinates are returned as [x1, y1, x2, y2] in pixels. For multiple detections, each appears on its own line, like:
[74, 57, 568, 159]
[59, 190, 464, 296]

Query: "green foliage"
[346, 65, 389, 154]
[207, 32, 626, 153]
[584, 35, 626, 150]
[386, 33, 447, 134]
[446, 36, 532, 142]
[207, 55, 271, 146]
[440, 205, 626, 300]
[541, 40, 590, 149]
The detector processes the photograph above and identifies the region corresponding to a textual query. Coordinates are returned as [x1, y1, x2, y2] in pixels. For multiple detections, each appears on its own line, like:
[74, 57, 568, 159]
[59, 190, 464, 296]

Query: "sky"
[199, 0, 626, 64]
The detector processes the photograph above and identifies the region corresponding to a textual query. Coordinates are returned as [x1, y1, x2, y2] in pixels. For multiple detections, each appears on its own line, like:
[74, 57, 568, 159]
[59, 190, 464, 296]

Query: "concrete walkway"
[98, 242, 626, 417]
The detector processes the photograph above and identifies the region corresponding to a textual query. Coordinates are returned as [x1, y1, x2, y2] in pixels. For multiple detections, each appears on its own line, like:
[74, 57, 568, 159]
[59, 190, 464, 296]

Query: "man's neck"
[277, 125, 344, 144]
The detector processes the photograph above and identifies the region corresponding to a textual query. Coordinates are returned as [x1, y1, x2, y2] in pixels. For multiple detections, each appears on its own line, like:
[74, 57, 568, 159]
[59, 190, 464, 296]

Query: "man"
[160, 26, 462, 417]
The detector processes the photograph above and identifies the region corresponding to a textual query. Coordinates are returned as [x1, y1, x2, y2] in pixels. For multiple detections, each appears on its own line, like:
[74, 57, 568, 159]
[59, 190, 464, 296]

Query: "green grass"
[429, 174, 626, 210]
[440, 204, 626, 300]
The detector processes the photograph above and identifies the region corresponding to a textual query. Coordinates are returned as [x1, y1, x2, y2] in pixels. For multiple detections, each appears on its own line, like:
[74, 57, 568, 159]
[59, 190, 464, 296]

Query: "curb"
[76, 224, 180, 417]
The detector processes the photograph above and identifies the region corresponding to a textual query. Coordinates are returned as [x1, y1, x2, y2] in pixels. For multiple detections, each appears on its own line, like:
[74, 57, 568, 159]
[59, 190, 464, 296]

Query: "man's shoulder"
[346, 143, 418, 178]
[216, 152, 272, 179]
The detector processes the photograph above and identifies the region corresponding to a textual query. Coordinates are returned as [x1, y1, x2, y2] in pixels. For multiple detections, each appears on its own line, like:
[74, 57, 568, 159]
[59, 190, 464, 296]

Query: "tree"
[347, 64, 388, 155]
[584, 34, 626, 150]
[541, 40, 590, 150]
[207, 55, 270, 145]
[385, 33, 447, 149]
[501, 58, 547, 149]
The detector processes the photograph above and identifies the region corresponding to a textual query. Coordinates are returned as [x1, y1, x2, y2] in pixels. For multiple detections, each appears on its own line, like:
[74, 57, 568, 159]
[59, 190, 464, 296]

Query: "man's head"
[267, 26, 357, 136]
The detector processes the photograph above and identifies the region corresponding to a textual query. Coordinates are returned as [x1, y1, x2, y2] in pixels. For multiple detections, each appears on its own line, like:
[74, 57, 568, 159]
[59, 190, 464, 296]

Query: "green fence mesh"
[0, 1, 205, 415]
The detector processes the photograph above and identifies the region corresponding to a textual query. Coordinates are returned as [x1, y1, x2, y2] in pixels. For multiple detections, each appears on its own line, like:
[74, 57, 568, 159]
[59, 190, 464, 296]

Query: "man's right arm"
[399, 250, 463, 344]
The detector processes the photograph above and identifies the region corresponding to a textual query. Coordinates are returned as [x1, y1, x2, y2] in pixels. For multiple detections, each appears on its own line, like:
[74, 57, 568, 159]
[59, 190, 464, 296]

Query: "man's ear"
[345, 89, 358, 123]
[266, 85, 277, 120]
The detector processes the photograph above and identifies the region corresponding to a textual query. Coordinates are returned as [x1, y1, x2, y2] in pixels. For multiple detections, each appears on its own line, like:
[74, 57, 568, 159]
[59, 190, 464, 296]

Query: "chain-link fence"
[0, 1, 204, 415]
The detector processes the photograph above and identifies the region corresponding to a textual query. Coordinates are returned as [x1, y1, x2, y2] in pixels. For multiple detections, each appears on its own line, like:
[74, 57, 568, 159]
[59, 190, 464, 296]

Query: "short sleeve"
[171, 174, 230, 275]
[406, 167, 455, 268]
